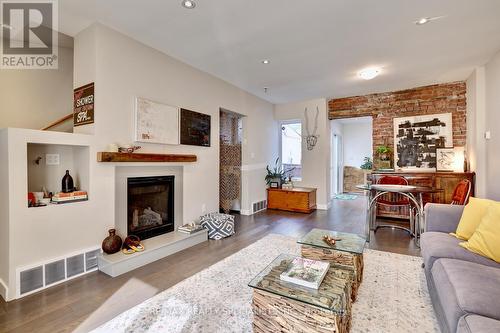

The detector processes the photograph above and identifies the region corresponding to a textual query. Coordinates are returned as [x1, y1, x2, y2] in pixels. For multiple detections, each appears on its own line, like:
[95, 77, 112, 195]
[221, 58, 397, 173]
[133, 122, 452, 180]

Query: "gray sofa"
[421, 203, 500, 333]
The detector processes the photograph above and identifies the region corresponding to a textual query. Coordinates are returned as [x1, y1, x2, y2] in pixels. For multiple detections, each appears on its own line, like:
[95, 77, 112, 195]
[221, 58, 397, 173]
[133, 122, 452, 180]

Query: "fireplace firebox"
[127, 176, 174, 240]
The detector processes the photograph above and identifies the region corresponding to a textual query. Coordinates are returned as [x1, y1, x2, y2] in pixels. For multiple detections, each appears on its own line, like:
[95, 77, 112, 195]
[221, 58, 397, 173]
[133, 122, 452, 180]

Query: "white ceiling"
[58, 0, 500, 104]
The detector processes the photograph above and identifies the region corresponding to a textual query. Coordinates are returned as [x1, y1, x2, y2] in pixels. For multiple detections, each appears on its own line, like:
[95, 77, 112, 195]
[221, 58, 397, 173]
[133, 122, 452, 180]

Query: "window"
[280, 121, 302, 180]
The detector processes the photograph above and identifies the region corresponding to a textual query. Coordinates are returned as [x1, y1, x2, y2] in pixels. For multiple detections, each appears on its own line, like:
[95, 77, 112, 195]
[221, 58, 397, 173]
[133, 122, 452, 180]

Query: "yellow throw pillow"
[460, 203, 500, 263]
[452, 197, 495, 240]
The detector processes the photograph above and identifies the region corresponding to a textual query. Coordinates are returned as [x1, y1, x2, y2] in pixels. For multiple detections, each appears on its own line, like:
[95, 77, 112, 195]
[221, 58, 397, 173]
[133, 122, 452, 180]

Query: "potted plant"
[376, 146, 392, 161]
[360, 157, 373, 170]
[265, 157, 294, 188]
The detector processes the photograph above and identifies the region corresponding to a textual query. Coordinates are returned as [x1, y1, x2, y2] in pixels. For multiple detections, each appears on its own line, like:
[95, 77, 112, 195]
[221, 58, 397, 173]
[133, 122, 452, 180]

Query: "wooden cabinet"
[369, 171, 475, 219]
[267, 187, 317, 213]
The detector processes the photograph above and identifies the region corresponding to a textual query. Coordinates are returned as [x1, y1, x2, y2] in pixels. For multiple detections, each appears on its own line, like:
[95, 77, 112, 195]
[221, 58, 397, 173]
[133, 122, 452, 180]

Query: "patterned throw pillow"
[200, 213, 235, 240]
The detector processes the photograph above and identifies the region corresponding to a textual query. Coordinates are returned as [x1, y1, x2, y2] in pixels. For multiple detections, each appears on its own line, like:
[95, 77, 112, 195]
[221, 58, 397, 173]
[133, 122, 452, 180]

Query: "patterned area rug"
[333, 194, 359, 200]
[93, 234, 439, 333]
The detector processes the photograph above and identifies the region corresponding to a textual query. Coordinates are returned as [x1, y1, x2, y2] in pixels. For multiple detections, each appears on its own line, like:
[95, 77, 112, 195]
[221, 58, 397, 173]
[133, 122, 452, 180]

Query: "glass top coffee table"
[248, 253, 353, 332]
[297, 229, 366, 254]
[298, 229, 366, 302]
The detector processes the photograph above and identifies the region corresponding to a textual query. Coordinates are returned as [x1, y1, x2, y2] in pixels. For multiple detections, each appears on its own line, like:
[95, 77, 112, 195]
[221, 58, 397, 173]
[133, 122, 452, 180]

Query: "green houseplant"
[376, 146, 392, 161]
[360, 157, 373, 170]
[265, 157, 294, 187]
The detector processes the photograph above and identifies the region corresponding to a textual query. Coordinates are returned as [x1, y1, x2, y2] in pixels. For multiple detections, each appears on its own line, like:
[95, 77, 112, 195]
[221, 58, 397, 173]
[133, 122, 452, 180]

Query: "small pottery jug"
[102, 229, 122, 254]
[61, 170, 74, 193]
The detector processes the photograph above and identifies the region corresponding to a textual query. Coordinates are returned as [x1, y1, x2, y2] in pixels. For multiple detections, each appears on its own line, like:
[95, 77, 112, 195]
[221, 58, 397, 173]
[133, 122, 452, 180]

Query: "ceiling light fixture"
[181, 0, 196, 9]
[261, 59, 270, 64]
[414, 16, 445, 25]
[358, 67, 381, 80]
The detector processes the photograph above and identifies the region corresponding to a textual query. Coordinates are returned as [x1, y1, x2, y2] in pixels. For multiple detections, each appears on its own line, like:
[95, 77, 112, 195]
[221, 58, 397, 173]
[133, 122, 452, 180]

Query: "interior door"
[331, 133, 344, 196]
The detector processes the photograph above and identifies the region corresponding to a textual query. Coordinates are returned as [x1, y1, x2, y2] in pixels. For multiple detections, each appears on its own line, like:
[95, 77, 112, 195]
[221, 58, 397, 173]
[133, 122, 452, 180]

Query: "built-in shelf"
[97, 152, 197, 163]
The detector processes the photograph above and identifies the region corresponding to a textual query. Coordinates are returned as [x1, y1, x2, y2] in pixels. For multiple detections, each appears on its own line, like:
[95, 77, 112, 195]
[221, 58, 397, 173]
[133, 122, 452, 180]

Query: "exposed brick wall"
[328, 82, 467, 168]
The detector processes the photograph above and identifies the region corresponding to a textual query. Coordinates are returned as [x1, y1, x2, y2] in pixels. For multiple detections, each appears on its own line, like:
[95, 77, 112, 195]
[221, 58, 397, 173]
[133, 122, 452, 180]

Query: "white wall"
[274, 98, 331, 209]
[484, 50, 500, 200]
[466, 67, 487, 197]
[466, 50, 500, 200]
[0, 33, 74, 130]
[0, 130, 9, 300]
[73, 23, 277, 220]
[342, 122, 372, 168]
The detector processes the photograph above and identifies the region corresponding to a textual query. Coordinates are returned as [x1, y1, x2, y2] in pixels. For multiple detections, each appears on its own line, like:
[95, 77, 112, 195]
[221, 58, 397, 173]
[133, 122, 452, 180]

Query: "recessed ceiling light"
[358, 67, 381, 80]
[181, 0, 196, 9]
[414, 16, 445, 25]
[261, 59, 270, 64]
[416, 17, 430, 25]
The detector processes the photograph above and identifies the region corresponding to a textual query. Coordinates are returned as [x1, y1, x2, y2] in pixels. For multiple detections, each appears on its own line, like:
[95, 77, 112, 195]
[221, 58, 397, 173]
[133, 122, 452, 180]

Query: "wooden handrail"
[41, 113, 73, 130]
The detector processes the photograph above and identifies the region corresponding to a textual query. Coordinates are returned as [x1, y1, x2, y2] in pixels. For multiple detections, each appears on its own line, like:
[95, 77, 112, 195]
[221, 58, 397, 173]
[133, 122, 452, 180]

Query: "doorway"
[219, 108, 243, 213]
[331, 117, 373, 195]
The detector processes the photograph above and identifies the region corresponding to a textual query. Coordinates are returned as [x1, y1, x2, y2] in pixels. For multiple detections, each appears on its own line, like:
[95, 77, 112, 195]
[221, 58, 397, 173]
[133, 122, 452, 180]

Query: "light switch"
[485, 131, 491, 140]
[46, 154, 60, 165]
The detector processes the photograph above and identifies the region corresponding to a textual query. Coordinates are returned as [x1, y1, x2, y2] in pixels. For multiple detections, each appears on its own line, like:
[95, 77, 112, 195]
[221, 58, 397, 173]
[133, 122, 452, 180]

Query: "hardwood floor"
[0, 196, 419, 333]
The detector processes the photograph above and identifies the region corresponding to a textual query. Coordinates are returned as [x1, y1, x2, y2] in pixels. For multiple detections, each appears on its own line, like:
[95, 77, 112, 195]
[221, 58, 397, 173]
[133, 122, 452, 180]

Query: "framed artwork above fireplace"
[180, 108, 211, 147]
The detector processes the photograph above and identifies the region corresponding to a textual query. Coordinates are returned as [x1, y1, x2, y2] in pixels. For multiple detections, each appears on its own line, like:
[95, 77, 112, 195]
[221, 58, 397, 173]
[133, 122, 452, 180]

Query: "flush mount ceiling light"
[415, 16, 445, 25]
[181, 0, 196, 9]
[261, 59, 270, 64]
[358, 67, 381, 80]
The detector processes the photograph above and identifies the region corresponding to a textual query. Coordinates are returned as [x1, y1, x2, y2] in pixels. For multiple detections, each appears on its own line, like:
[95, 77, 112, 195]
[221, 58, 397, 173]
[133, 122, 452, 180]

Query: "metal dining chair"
[374, 175, 415, 235]
[451, 179, 472, 205]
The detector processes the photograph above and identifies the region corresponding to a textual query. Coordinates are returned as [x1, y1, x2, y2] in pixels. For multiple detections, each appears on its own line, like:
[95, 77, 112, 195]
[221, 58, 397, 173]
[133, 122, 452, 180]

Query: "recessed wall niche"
[27, 143, 90, 198]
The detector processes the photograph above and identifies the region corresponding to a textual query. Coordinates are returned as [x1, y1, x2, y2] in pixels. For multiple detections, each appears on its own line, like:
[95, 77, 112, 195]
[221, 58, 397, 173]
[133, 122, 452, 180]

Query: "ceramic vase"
[102, 229, 122, 254]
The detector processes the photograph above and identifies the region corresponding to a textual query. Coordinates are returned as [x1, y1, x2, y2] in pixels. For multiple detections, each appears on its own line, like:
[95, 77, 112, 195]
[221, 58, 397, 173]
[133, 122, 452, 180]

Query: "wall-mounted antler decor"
[304, 107, 320, 150]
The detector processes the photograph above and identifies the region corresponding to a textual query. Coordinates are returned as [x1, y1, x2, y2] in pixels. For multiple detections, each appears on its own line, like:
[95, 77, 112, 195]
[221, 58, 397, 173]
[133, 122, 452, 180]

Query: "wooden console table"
[267, 187, 317, 213]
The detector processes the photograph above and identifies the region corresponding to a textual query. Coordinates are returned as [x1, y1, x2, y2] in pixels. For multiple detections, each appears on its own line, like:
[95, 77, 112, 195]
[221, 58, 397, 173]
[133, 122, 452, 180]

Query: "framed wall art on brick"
[393, 113, 453, 171]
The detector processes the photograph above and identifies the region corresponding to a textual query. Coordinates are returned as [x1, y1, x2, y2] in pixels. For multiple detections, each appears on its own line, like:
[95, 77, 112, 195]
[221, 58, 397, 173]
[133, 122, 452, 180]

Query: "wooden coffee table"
[248, 254, 353, 333]
[298, 229, 366, 301]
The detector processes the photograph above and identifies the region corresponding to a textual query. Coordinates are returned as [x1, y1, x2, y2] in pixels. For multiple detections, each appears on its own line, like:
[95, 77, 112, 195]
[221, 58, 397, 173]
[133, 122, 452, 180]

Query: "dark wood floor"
[0, 196, 419, 333]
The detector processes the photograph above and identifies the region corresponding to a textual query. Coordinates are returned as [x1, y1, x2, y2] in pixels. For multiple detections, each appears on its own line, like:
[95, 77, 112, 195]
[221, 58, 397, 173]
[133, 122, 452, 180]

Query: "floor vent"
[252, 200, 267, 214]
[17, 247, 100, 298]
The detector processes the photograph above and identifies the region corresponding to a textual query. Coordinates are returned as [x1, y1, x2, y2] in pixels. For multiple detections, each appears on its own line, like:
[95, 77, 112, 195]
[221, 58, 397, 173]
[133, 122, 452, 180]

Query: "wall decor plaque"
[73, 83, 95, 126]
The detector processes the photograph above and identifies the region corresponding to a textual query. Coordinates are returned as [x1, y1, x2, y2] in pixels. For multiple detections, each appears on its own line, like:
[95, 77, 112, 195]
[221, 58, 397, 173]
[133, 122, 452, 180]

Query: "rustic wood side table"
[298, 229, 366, 301]
[248, 254, 353, 333]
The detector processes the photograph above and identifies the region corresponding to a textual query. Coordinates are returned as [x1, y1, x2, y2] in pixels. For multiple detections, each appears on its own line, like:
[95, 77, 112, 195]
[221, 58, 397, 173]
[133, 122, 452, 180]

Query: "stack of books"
[280, 257, 330, 289]
[52, 191, 88, 204]
[178, 223, 204, 234]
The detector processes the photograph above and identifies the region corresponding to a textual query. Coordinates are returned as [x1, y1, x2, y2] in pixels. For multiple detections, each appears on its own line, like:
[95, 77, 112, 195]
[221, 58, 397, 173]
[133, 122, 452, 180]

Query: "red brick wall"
[328, 82, 467, 167]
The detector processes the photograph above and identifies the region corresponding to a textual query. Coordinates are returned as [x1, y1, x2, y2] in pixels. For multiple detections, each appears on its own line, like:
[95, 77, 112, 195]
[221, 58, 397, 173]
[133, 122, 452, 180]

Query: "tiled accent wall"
[328, 82, 467, 168]
[219, 111, 242, 213]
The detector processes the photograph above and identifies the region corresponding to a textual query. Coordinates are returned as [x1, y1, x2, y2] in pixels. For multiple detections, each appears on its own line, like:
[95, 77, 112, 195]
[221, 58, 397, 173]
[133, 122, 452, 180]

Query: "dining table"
[356, 183, 444, 246]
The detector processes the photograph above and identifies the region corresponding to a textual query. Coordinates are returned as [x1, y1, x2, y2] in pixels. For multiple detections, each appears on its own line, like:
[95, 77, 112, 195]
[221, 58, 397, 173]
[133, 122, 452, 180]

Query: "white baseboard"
[317, 200, 332, 210]
[240, 209, 252, 216]
[0, 278, 8, 301]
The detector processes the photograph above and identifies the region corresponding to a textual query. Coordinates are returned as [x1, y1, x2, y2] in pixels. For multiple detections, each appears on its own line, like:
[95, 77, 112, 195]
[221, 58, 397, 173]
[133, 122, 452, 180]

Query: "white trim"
[240, 209, 252, 216]
[0, 278, 8, 301]
[317, 200, 332, 210]
[241, 163, 267, 171]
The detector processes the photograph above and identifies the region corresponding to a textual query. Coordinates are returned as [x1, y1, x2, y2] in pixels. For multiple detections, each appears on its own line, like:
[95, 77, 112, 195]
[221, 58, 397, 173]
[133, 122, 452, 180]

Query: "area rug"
[333, 194, 358, 200]
[93, 234, 439, 333]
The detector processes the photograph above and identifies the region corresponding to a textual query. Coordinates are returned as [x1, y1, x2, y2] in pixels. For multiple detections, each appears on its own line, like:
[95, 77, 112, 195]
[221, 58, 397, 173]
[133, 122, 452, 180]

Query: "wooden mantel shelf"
[97, 152, 197, 163]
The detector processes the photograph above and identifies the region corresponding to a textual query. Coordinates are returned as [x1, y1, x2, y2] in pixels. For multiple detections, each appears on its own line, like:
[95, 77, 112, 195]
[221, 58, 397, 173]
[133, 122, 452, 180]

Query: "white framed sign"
[134, 97, 179, 145]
